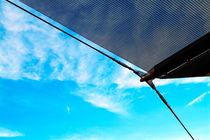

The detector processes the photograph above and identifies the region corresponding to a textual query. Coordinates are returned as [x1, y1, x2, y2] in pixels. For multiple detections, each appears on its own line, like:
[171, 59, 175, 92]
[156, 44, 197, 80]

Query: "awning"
[15, 0, 210, 80]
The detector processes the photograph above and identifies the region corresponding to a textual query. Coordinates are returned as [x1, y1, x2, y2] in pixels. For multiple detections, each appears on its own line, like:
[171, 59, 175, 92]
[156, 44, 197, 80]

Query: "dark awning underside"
[12, 0, 210, 79]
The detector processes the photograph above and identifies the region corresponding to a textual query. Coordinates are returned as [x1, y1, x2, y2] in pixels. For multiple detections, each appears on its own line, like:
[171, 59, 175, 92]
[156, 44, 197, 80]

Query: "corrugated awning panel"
[18, 0, 210, 71]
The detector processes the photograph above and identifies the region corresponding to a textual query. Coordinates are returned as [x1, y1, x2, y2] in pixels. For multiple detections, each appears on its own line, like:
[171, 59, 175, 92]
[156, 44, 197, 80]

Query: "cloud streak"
[0, 2, 119, 85]
[83, 93, 128, 115]
[187, 91, 210, 107]
[0, 127, 24, 137]
[70, 84, 130, 116]
[66, 105, 70, 113]
[114, 67, 210, 89]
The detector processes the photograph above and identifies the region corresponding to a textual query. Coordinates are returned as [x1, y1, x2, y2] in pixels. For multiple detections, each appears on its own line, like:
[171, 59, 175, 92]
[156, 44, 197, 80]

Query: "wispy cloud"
[83, 93, 128, 115]
[114, 68, 210, 89]
[0, 1, 119, 86]
[114, 69, 147, 89]
[154, 77, 210, 87]
[1, 3, 58, 34]
[186, 91, 210, 107]
[70, 85, 130, 116]
[66, 105, 71, 113]
[0, 127, 24, 137]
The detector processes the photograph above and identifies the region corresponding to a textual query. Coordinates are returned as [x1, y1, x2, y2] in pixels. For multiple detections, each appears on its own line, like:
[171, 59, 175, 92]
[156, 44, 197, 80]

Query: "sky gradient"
[0, 0, 210, 140]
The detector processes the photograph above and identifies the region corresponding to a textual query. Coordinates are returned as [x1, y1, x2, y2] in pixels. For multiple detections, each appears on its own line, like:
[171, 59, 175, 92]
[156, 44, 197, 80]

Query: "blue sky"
[0, 0, 210, 140]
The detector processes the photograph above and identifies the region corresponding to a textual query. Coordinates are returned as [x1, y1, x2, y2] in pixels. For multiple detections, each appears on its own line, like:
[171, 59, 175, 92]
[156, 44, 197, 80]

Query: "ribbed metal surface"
[151, 33, 210, 79]
[19, 0, 210, 71]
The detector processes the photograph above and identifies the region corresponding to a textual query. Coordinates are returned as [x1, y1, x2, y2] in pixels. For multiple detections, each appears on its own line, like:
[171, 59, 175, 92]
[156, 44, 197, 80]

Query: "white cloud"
[137, 95, 145, 99]
[154, 77, 210, 87]
[114, 68, 210, 89]
[0, 2, 60, 80]
[0, 1, 122, 88]
[78, 92, 128, 116]
[0, 127, 24, 137]
[1, 3, 59, 35]
[66, 105, 70, 113]
[114, 69, 147, 89]
[186, 91, 210, 107]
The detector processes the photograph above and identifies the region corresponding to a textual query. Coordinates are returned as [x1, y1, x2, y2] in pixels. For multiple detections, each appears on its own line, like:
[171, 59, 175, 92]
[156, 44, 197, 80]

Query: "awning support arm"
[144, 80, 195, 140]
